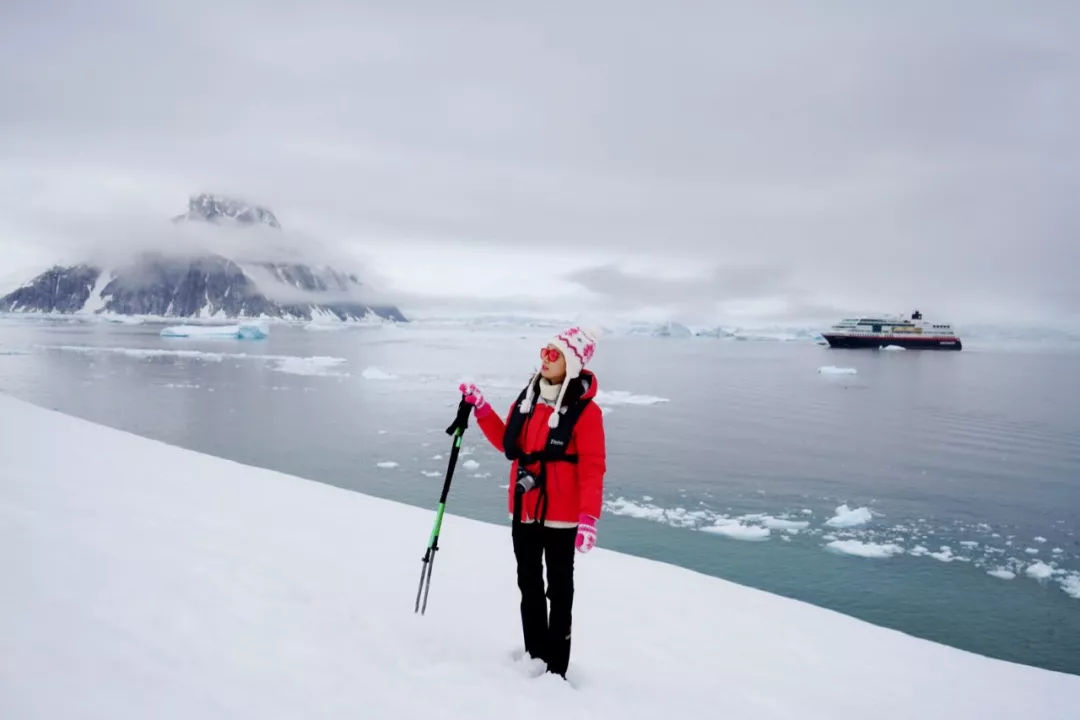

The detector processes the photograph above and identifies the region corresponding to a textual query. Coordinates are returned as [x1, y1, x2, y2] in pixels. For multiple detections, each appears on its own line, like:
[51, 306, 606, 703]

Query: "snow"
[818, 366, 858, 375]
[825, 540, 905, 559]
[2, 393, 1079, 719]
[701, 521, 771, 542]
[160, 323, 269, 339]
[361, 367, 398, 380]
[825, 504, 873, 528]
[81, 269, 112, 314]
[1026, 562, 1054, 580]
[987, 569, 1017, 580]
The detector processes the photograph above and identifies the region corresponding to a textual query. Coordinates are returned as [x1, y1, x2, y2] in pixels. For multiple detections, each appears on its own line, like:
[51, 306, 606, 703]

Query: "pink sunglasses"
[540, 346, 562, 363]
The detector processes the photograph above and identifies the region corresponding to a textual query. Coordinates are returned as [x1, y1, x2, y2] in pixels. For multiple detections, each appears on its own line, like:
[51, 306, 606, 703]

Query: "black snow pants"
[511, 522, 576, 677]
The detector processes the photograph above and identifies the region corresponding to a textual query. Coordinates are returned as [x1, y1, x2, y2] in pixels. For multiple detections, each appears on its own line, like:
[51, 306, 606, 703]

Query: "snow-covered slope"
[1, 394, 1076, 719]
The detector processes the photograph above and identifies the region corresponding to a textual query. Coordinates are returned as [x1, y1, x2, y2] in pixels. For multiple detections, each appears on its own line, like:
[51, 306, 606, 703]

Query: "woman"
[458, 326, 605, 678]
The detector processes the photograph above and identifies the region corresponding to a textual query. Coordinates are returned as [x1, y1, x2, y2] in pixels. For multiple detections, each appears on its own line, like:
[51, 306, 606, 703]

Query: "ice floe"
[271, 356, 348, 377]
[702, 522, 771, 542]
[825, 540, 905, 558]
[594, 390, 670, 407]
[825, 505, 873, 528]
[160, 323, 268, 339]
[1025, 562, 1054, 580]
[361, 367, 397, 380]
[818, 366, 858, 375]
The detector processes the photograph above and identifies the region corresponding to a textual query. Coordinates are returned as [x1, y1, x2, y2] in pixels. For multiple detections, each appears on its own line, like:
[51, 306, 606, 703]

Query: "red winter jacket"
[477, 370, 606, 526]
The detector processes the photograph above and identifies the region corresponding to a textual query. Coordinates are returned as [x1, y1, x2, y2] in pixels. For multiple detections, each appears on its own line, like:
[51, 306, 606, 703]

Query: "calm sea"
[1, 316, 1077, 675]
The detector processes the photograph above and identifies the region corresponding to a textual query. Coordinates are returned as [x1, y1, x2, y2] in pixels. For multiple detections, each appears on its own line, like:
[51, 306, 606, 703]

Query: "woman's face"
[540, 344, 567, 382]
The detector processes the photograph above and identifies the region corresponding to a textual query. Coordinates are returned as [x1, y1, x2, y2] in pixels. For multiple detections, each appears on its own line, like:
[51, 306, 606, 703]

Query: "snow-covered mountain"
[0, 194, 405, 322]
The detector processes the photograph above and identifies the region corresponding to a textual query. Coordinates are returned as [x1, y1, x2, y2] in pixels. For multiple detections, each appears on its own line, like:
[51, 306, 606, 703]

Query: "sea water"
[1, 316, 1077, 674]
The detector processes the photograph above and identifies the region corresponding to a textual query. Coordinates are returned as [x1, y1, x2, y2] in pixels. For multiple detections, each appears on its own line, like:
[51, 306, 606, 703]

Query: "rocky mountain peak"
[177, 193, 281, 229]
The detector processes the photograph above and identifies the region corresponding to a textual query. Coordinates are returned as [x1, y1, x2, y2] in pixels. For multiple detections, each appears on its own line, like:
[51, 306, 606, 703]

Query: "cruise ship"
[822, 310, 962, 350]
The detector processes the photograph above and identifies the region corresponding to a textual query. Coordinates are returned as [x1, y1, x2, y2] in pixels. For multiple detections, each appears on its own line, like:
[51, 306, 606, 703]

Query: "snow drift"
[1, 394, 1077, 719]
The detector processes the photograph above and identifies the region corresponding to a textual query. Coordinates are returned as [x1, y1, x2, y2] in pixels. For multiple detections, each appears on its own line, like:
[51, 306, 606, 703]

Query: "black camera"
[515, 466, 537, 496]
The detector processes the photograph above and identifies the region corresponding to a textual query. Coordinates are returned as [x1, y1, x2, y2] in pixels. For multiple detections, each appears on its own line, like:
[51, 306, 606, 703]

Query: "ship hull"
[823, 334, 962, 351]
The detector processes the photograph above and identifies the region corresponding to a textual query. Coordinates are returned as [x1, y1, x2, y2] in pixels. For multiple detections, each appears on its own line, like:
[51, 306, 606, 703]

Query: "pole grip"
[445, 397, 471, 436]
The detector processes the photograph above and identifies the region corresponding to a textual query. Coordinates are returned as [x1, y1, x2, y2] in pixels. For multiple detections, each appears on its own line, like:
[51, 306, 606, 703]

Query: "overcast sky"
[1, 1, 1077, 325]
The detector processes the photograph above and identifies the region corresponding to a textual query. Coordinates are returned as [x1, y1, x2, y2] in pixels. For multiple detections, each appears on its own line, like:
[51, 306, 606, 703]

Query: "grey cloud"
[1, 0, 1077, 325]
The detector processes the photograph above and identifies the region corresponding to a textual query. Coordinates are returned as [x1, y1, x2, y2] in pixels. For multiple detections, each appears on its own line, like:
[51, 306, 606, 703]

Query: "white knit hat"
[519, 327, 598, 428]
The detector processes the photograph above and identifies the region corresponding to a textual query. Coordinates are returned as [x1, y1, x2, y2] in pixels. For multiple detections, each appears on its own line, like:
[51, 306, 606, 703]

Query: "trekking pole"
[414, 396, 473, 615]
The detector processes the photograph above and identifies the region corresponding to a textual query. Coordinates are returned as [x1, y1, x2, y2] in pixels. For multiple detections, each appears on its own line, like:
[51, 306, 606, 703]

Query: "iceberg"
[160, 323, 268, 339]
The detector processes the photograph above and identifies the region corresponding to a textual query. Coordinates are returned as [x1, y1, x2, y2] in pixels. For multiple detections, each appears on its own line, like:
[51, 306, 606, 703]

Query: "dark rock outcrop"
[0, 265, 100, 313]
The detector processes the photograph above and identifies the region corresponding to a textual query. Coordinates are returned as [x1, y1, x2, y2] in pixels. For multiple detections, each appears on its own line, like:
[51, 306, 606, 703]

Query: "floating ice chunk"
[987, 568, 1016, 580]
[959, 541, 979, 549]
[702, 522, 770, 542]
[376, 461, 399, 469]
[462, 460, 480, 470]
[825, 540, 904, 558]
[361, 367, 397, 380]
[1034, 536, 1047, 543]
[825, 504, 873, 528]
[1025, 561, 1054, 580]
[761, 517, 810, 531]
[881, 345, 906, 351]
[603, 498, 714, 529]
[1052, 548, 1064, 555]
[160, 323, 268, 339]
[818, 366, 857, 375]
[1060, 574, 1080, 599]
[801, 509, 814, 515]
[272, 356, 347, 377]
[929, 546, 956, 563]
[595, 390, 670, 407]
[909, 545, 930, 557]
[1025, 548, 1039, 555]
[604, 497, 669, 522]
[421, 471, 442, 478]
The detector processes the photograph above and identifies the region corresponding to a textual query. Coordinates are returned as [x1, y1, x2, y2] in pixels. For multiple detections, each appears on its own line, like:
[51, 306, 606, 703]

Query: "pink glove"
[458, 382, 492, 418]
[576, 514, 598, 554]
